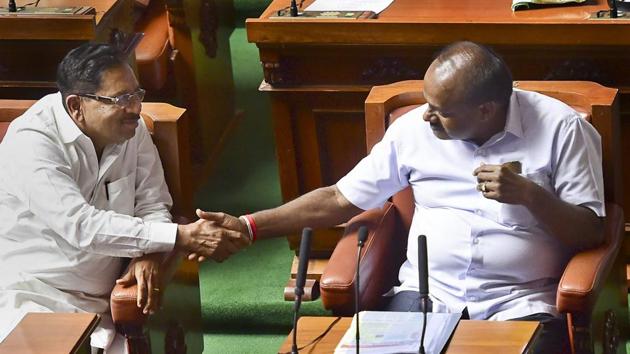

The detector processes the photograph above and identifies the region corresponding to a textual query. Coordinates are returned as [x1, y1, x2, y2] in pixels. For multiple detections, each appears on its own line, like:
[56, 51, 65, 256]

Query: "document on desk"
[335, 311, 461, 354]
[511, 0, 585, 11]
[305, 0, 394, 14]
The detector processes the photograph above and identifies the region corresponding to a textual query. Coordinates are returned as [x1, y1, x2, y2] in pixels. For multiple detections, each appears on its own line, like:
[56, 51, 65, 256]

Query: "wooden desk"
[278, 316, 540, 354]
[0, 313, 100, 354]
[0, 0, 132, 97]
[246, 0, 630, 253]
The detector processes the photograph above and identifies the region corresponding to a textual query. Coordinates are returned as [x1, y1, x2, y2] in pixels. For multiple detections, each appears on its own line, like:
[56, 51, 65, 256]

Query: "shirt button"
[469, 296, 478, 301]
[475, 209, 482, 216]
[472, 237, 479, 244]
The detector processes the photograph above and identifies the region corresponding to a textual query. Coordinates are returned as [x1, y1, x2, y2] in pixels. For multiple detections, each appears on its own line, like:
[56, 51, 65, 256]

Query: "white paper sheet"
[335, 311, 461, 354]
[305, 0, 394, 14]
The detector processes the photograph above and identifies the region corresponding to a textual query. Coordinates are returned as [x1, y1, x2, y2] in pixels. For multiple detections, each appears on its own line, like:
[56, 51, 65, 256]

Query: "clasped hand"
[116, 253, 164, 315]
[176, 209, 250, 263]
[473, 163, 536, 205]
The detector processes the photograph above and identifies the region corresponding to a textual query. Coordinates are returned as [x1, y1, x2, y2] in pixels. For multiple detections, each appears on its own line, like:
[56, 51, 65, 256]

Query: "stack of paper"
[335, 311, 461, 354]
[305, 0, 394, 14]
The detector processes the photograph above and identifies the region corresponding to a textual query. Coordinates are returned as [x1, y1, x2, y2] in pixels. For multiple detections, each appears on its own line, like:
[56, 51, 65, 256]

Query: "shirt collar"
[51, 92, 85, 144]
[503, 91, 524, 139]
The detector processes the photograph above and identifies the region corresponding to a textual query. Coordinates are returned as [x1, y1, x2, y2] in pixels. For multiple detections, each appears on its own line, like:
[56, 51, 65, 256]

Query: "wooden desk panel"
[247, 0, 630, 253]
[0, 313, 100, 354]
[278, 316, 539, 354]
[0, 0, 132, 94]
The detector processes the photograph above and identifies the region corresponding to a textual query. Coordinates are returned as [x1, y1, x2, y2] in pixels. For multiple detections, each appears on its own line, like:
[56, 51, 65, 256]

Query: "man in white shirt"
[195, 42, 604, 353]
[0, 43, 250, 353]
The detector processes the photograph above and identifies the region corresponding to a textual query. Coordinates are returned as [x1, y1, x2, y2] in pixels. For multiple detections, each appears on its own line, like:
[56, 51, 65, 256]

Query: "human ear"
[477, 101, 497, 121]
[65, 95, 83, 122]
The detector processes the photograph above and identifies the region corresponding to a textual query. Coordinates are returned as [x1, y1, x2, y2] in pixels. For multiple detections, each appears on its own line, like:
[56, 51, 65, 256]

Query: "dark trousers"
[383, 291, 570, 354]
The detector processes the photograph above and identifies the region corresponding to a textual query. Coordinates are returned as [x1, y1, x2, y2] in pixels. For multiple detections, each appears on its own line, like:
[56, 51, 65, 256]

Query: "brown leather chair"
[0, 100, 202, 354]
[319, 81, 627, 354]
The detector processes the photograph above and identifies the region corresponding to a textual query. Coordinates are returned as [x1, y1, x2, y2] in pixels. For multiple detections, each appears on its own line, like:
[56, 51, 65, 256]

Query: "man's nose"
[126, 102, 142, 114]
[423, 111, 435, 122]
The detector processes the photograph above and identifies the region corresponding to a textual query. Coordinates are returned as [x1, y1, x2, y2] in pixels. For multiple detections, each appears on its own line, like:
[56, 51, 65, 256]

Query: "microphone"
[289, 0, 298, 16]
[291, 227, 312, 354]
[355, 226, 369, 354]
[8, 0, 17, 12]
[417, 235, 432, 354]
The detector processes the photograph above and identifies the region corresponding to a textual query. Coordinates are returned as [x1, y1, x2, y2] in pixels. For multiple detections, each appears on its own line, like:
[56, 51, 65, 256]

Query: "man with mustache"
[197, 41, 604, 353]
[0, 43, 249, 353]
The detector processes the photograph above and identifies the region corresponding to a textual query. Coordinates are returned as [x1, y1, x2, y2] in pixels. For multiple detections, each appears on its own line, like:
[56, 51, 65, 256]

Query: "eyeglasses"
[78, 88, 146, 108]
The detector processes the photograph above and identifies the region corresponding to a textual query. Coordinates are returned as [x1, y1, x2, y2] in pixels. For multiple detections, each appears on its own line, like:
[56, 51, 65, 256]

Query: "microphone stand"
[355, 226, 368, 354]
[417, 235, 431, 354]
[291, 228, 313, 354]
[8, 0, 17, 12]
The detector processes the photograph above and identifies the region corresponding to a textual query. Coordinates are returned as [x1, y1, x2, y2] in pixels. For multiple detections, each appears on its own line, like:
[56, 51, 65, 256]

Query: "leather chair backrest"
[366, 81, 620, 233]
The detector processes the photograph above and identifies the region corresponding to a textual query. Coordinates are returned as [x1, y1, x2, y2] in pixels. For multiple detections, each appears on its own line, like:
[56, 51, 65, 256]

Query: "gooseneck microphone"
[291, 227, 312, 354]
[355, 226, 369, 354]
[417, 235, 431, 354]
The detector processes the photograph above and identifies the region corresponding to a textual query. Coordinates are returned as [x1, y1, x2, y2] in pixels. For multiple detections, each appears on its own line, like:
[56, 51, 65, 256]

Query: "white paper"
[305, 0, 394, 14]
[335, 311, 461, 354]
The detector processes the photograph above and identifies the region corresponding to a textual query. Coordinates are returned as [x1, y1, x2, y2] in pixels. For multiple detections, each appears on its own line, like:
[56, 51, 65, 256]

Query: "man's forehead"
[96, 65, 138, 95]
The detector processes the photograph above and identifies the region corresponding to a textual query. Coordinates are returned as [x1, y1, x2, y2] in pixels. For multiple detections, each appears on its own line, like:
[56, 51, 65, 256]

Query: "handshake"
[174, 209, 250, 262]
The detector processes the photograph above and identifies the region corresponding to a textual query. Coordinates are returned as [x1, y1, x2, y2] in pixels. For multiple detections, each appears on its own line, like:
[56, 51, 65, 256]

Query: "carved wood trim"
[262, 58, 296, 85]
[361, 57, 422, 85]
[544, 59, 612, 86]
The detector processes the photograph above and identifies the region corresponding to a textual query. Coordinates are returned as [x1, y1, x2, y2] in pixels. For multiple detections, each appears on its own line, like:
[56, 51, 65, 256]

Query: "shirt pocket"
[106, 173, 135, 215]
[499, 170, 552, 229]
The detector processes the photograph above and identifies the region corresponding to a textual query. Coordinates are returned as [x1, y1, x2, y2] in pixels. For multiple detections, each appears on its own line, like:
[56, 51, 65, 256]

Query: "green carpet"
[194, 24, 330, 354]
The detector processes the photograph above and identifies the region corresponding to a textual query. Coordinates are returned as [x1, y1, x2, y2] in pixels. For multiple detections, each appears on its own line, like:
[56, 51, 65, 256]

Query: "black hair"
[56, 42, 127, 107]
[434, 41, 513, 107]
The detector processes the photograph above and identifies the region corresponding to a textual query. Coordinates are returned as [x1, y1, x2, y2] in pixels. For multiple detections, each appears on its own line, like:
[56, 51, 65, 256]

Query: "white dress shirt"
[0, 93, 178, 349]
[337, 89, 605, 321]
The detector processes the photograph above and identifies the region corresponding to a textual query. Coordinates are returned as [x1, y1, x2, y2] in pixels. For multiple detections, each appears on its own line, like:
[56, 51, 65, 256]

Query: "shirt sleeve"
[336, 121, 410, 210]
[133, 119, 174, 223]
[552, 115, 605, 217]
[5, 128, 176, 258]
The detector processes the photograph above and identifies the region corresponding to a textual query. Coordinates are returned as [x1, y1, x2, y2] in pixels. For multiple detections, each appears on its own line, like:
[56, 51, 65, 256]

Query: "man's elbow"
[581, 217, 605, 250]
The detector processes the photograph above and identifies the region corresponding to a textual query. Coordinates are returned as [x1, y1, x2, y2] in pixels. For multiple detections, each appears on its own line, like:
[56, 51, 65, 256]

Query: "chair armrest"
[557, 203, 624, 314]
[110, 251, 183, 326]
[110, 216, 189, 326]
[320, 202, 407, 315]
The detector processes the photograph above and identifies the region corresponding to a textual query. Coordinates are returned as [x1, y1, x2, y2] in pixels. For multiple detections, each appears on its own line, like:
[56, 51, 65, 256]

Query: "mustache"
[430, 122, 443, 130]
[123, 114, 140, 121]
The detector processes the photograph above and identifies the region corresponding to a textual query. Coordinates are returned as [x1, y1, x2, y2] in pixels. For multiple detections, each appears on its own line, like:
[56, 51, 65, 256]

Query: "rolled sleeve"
[553, 116, 605, 217]
[336, 122, 409, 211]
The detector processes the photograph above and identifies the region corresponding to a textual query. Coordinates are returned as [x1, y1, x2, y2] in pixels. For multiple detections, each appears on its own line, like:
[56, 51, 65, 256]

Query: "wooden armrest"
[320, 202, 406, 315]
[110, 216, 189, 326]
[557, 203, 624, 314]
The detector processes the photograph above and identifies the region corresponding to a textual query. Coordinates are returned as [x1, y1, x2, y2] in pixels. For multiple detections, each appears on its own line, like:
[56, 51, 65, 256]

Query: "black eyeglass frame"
[77, 88, 146, 108]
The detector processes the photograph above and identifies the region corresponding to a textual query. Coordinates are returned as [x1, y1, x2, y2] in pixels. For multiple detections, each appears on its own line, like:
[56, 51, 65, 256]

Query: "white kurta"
[337, 89, 605, 321]
[0, 93, 178, 350]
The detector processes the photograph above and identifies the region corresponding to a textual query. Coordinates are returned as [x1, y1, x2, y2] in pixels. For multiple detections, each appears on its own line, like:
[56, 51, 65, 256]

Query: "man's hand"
[189, 210, 250, 262]
[473, 163, 536, 205]
[175, 212, 250, 263]
[116, 253, 163, 315]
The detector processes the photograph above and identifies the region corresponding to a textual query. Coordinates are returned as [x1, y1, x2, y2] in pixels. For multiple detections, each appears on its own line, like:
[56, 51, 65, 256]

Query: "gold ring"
[478, 182, 487, 193]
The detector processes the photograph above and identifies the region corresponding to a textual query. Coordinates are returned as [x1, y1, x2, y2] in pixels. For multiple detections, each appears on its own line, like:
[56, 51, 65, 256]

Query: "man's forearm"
[250, 185, 363, 240]
[525, 183, 603, 251]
